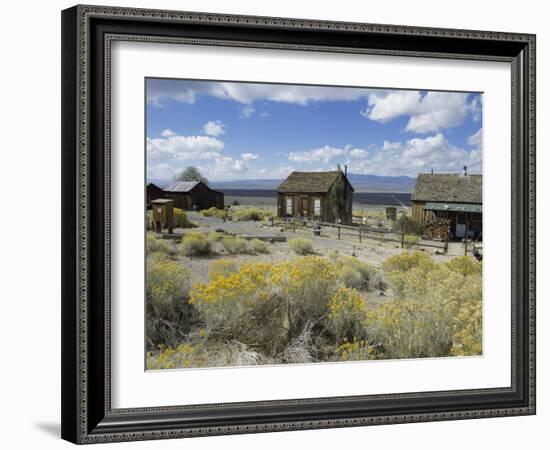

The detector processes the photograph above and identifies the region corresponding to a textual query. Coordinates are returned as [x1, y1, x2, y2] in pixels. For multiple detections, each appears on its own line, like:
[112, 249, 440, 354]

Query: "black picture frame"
[61, 4, 536, 444]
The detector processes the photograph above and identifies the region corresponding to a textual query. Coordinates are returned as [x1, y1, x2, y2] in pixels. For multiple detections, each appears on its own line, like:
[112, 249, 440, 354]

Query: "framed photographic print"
[61, 5, 536, 444]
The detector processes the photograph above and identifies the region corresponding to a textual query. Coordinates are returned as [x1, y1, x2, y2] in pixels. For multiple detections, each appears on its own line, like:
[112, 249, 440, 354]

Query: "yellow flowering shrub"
[328, 287, 368, 340]
[333, 255, 382, 291]
[221, 236, 249, 254]
[147, 341, 264, 369]
[337, 338, 375, 361]
[367, 255, 483, 359]
[146, 257, 190, 320]
[146, 248, 482, 368]
[444, 256, 482, 277]
[274, 256, 340, 320]
[173, 208, 195, 228]
[288, 237, 314, 255]
[147, 343, 199, 369]
[180, 231, 212, 256]
[207, 259, 239, 279]
[190, 257, 340, 356]
[382, 251, 435, 274]
[230, 206, 272, 221]
[450, 295, 482, 356]
[382, 251, 435, 298]
[206, 230, 224, 242]
[201, 207, 227, 219]
[190, 263, 271, 347]
[250, 238, 269, 254]
[146, 232, 175, 255]
[365, 296, 454, 358]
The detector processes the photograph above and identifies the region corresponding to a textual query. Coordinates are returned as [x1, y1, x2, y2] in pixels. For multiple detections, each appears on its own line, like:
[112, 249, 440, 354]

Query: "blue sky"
[146, 78, 482, 182]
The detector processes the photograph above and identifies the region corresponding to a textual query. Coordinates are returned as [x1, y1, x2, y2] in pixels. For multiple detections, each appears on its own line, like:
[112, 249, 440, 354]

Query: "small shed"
[146, 182, 164, 208]
[151, 199, 174, 233]
[411, 172, 482, 240]
[162, 180, 224, 211]
[276, 169, 354, 224]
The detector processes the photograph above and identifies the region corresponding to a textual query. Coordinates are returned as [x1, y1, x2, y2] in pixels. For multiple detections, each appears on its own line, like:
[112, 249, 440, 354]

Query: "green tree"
[176, 166, 209, 185]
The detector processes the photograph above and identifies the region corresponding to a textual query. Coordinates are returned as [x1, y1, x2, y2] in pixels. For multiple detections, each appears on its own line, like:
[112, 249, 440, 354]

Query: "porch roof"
[424, 202, 482, 213]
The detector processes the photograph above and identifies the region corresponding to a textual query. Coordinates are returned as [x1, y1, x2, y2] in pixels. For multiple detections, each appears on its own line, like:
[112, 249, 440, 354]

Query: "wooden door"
[301, 198, 308, 217]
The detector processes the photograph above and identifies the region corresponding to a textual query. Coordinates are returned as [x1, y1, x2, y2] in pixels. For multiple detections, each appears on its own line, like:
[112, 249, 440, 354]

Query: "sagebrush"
[146, 251, 482, 369]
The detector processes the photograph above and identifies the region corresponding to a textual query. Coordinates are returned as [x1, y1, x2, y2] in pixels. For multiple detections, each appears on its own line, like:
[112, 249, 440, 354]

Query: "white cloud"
[287, 144, 369, 164]
[240, 105, 256, 118]
[361, 91, 422, 123]
[147, 130, 256, 181]
[382, 140, 402, 151]
[147, 86, 199, 107]
[284, 136, 481, 177]
[241, 152, 259, 161]
[288, 146, 347, 164]
[469, 97, 482, 122]
[147, 162, 176, 180]
[148, 80, 481, 135]
[363, 91, 478, 133]
[349, 148, 368, 158]
[148, 79, 375, 107]
[160, 128, 176, 137]
[468, 128, 482, 147]
[212, 83, 374, 106]
[215, 156, 248, 173]
[197, 156, 250, 179]
[349, 133, 481, 176]
[202, 120, 226, 136]
[147, 134, 224, 162]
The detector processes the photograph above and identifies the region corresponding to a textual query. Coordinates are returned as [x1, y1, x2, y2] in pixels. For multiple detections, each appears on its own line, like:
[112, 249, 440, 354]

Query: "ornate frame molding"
[62, 5, 536, 444]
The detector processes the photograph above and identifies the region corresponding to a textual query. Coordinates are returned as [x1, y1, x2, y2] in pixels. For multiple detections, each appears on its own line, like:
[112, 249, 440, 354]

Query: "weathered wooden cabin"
[162, 180, 224, 210]
[276, 169, 354, 224]
[411, 171, 482, 240]
[146, 182, 164, 207]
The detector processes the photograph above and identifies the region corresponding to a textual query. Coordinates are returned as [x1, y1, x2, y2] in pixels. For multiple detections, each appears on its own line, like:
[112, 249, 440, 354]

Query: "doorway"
[301, 198, 308, 217]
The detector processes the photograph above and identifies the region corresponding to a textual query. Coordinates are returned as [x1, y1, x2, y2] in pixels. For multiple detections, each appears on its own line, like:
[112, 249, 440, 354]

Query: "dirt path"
[178, 212, 458, 287]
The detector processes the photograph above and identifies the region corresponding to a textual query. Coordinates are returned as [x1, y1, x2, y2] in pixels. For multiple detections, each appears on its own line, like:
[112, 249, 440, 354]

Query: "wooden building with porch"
[411, 172, 482, 240]
[276, 169, 354, 224]
[161, 180, 224, 210]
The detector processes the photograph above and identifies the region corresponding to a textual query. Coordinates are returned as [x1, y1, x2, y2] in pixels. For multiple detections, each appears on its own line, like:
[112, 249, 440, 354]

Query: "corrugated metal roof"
[412, 174, 482, 204]
[424, 202, 482, 213]
[164, 180, 201, 193]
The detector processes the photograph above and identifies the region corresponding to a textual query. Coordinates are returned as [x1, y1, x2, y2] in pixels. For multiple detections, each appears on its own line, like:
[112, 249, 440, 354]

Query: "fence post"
[444, 236, 449, 255]
[401, 233, 404, 248]
[464, 238, 468, 256]
[338, 226, 341, 240]
[359, 227, 362, 243]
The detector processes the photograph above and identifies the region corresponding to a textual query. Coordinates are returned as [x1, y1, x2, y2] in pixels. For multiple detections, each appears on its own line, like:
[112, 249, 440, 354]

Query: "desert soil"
[175, 212, 460, 289]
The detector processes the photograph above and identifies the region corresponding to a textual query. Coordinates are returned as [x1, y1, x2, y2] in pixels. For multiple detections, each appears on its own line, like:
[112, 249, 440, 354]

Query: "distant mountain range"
[149, 173, 416, 193]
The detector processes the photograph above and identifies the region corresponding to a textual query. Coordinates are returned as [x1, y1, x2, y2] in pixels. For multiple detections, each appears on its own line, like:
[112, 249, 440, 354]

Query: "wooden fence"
[277, 218, 476, 255]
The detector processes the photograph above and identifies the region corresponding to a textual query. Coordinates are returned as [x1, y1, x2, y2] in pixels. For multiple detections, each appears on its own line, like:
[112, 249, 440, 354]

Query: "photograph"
[144, 78, 484, 370]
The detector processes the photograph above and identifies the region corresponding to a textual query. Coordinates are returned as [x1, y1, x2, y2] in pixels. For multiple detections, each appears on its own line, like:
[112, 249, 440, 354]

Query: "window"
[286, 197, 292, 215]
[314, 198, 321, 216]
